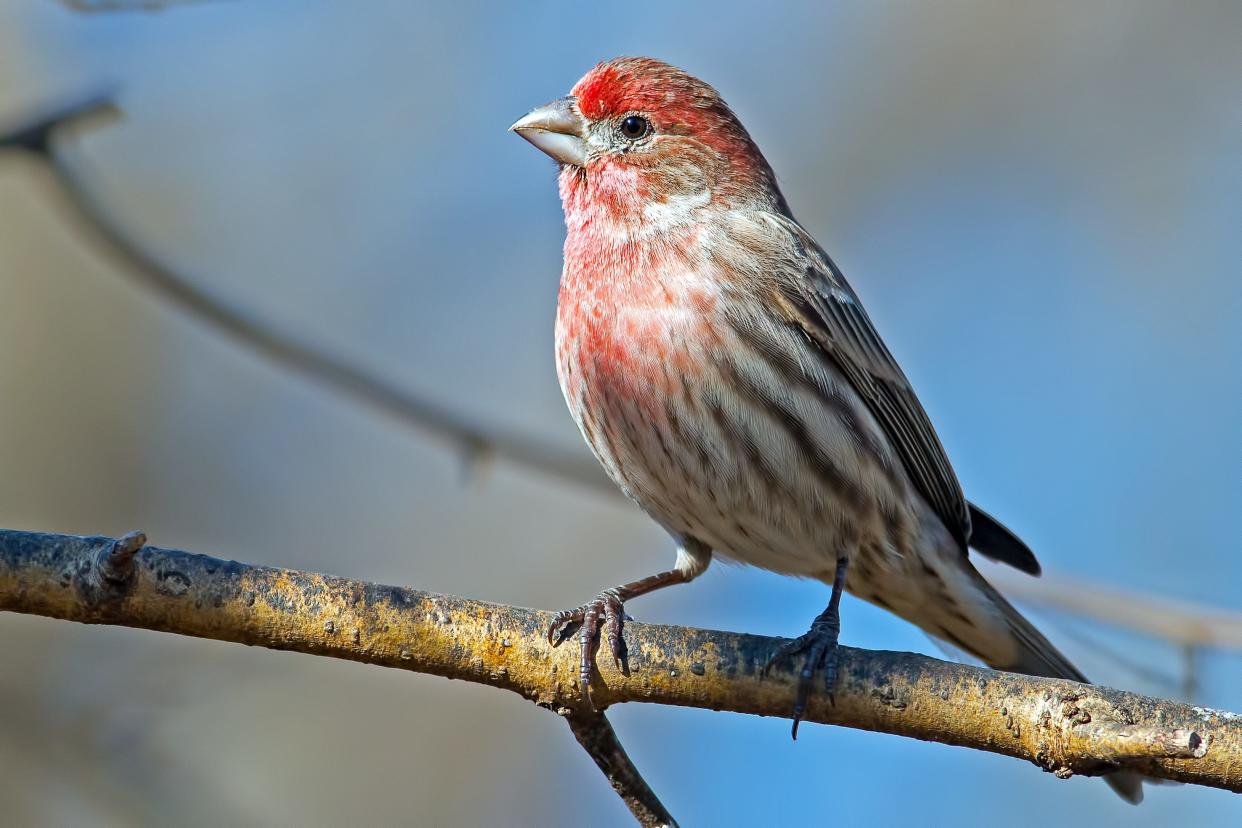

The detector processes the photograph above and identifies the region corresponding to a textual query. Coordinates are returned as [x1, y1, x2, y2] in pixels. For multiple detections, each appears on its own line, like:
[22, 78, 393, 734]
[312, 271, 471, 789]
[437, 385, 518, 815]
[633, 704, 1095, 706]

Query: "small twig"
[1087, 725, 1208, 764]
[103, 530, 147, 581]
[565, 711, 678, 827]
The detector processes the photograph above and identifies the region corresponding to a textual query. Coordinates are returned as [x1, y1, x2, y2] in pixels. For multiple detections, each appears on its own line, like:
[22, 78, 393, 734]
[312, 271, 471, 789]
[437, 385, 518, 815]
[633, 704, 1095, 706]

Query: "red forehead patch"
[573, 62, 627, 119]
[572, 57, 698, 120]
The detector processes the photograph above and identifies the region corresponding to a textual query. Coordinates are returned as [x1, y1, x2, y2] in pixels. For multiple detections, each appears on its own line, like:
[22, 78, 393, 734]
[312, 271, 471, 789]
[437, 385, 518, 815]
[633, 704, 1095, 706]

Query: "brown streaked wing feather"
[764, 214, 973, 549]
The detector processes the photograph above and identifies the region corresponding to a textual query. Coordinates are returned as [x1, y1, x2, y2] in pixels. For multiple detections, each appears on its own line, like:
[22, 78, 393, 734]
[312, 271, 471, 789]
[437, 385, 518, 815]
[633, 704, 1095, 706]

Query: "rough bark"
[2, 528, 1238, 809]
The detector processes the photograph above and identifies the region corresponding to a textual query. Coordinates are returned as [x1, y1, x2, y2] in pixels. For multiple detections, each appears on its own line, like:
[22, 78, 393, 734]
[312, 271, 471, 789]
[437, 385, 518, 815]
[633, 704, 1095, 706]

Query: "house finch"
[512, 57, 1140, 802]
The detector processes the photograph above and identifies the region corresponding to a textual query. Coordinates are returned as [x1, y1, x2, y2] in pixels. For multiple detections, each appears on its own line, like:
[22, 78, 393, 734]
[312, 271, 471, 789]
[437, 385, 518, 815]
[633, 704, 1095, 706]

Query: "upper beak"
[510, 96, 588, 167]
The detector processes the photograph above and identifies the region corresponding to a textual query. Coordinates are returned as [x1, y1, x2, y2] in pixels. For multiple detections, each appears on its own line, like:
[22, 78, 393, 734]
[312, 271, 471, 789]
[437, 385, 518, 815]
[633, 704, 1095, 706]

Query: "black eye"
[619, 115, 650, 140]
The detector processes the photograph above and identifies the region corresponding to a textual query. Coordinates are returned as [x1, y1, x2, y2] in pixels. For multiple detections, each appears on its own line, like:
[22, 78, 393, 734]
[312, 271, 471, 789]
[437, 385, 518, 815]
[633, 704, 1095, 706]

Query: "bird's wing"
[761, 213, 974, 550]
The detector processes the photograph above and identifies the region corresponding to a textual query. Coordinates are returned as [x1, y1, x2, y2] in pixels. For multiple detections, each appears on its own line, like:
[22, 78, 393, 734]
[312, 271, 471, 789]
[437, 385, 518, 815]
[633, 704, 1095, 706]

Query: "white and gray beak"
[510, 96, 588, 167]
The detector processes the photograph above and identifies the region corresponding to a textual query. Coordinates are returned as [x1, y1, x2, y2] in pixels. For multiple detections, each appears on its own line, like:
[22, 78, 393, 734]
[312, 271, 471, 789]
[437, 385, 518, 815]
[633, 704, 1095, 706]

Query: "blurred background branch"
[0, 96, 613, 496]
[983, 569, 1242, 651]
[61, 0, 224, 12]
[3, 526, 1240, 813]
[2, 95, 1236, 710]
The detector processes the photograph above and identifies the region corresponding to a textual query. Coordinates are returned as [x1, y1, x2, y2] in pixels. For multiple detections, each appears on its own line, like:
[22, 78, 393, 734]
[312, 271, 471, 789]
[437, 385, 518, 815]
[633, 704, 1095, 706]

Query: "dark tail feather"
[968, 502, 1041, 575]
[971, 570, 1145, 804]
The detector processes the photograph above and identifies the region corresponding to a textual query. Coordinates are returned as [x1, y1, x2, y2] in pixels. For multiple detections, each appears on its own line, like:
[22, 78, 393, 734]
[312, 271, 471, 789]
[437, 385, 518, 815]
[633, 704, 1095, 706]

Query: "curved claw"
[763, 626, 841, 740]
[547, 608, 580, 645]
[546, 590, 631, 706]
[599, 589, 629, 671]
[541, 569, 692, 709]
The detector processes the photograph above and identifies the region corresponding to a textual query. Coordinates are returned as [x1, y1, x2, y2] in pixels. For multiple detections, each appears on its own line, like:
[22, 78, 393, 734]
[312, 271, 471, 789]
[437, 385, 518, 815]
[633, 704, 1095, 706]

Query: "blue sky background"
[0, 1, 1238, 824]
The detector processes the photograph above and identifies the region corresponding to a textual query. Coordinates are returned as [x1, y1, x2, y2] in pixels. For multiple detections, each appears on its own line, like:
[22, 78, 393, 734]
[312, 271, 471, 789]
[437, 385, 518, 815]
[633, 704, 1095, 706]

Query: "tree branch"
[3, 527, 1240, 817]
[566, 711, 678, 827]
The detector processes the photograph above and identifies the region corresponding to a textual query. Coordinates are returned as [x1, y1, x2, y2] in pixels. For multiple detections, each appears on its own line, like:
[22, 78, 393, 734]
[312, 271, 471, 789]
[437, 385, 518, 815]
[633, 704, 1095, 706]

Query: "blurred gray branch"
[0, 97, 614, 496]
[61, 0, 224, 12]
[986, 568, 1242, 651]
[2, 526, 1241, 817]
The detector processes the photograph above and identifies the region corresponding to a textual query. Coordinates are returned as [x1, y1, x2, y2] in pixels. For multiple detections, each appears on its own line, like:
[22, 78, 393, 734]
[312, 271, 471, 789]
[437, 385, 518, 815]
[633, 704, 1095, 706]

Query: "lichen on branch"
[1, 528, 1239, 810]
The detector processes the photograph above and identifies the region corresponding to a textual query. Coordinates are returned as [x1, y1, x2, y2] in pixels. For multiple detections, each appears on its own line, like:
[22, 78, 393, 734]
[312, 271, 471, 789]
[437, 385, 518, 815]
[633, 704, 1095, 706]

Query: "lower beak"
[510, 96, 587, 167]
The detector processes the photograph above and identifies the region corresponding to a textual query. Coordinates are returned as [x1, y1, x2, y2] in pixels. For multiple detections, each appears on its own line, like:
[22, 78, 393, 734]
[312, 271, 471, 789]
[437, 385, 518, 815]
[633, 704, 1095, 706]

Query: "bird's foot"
[545, 568, 693, 708]
[547, 588, 629, 707]
[763, 616, 841, 739]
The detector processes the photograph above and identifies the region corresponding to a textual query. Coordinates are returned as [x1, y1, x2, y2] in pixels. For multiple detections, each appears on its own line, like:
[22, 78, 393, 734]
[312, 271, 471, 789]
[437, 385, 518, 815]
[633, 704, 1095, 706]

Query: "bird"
[511, 56, 1141, 802]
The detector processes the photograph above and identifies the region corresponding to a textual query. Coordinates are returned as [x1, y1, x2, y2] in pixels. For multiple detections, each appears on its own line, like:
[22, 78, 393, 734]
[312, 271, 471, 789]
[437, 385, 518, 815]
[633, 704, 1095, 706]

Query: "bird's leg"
[549, 540, 710, 708]
[763, 553, 849, 739]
